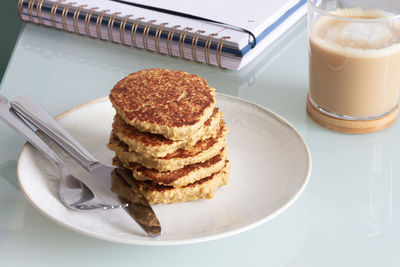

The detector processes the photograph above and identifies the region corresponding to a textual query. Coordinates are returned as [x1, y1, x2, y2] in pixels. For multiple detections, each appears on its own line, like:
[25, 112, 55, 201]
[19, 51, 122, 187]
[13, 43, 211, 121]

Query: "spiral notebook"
[17, 0, 306, 70]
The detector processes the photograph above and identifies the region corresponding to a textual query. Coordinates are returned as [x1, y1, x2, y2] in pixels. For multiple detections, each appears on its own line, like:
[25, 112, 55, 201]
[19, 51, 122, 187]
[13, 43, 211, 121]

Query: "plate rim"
[16, 93, 311, 246]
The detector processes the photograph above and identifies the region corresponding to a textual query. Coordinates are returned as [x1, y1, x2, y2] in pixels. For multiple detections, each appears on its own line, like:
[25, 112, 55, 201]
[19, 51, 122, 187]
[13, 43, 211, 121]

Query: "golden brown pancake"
[111, 161, 230, 204]
[109, 69, 216, 140]
[112, 107, 222, 157]
[112, 146, 227, 187]
[107, 120, 228, 171]
[107, 69, 230, 205]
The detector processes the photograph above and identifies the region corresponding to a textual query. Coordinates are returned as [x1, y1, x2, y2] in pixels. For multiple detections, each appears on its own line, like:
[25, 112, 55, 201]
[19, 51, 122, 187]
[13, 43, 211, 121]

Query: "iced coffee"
[309, 7, 400, 119]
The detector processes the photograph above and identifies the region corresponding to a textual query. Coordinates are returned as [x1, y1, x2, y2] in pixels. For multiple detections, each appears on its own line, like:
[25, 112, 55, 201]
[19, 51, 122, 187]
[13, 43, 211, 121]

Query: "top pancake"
[109, 69, 216, 140]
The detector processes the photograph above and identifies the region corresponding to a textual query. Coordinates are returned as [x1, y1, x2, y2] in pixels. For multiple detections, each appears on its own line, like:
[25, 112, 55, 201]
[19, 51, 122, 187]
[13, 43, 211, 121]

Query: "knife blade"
[10, 95, 161, 236]
[111, 168, 161, 235]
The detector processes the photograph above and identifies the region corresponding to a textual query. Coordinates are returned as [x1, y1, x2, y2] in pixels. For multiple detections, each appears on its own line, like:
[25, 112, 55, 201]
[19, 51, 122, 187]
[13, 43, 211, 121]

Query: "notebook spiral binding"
[192, 30, 205, 63]
[73, 4, 87, 34]
[131, 17, 144, 48]
[27, 0, 36, 23]
[108, 12, 121, 42]
[179, 27, 192, 60]
[62, 2, 76, 31]
[84, 7, 98, 36]
[119, 15, 132, 45]
[96, 9, 109, 40]
[51, 0, 63, 28]
[18, 0, 231, 69]
[155, 23, 168, 54]
[36, 0, 45, 24]
[143, 20, 156, 51]
[167, 25, 180, 58]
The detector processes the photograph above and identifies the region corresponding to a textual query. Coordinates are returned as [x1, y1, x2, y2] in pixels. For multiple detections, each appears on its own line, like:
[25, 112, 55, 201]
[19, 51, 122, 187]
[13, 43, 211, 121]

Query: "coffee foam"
[311, 8, 400, 57]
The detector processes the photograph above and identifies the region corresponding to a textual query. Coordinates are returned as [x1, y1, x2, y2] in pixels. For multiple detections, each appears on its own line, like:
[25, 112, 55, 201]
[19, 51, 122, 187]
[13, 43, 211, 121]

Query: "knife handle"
[0, 95, 64, 169]
[10, 96, 97, 171]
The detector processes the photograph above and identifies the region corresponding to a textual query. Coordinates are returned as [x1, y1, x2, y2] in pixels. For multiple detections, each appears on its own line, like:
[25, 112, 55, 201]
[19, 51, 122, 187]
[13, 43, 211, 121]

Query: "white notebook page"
[134, 0, 301, 36]
[93, 0, 304, 49]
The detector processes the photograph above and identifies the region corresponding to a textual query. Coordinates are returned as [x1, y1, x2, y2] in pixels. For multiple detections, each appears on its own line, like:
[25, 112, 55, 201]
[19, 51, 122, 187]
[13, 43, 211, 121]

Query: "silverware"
[11, 95, 161, 236]
[0, 94, 125, 211]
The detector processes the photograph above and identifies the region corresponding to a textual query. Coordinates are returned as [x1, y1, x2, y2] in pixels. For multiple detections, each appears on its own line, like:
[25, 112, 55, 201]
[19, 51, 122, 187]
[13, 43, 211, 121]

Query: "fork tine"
[72, 202, 129, 211]
[103, 203, 129, 210]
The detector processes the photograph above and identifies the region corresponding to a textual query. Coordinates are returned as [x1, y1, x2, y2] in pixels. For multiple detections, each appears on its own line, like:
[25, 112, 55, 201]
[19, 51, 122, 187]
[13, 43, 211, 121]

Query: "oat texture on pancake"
[107, 69, 229, 204]
[109, 69, 216, 140]
[111, 107, 222, 158]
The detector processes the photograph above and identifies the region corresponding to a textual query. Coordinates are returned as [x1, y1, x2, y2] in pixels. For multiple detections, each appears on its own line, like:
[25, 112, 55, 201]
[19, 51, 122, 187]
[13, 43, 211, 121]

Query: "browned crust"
[112, 161, 230, 204]
[115, 160, 230, 192]
[112, 147, 226, 184]
[109, 69, 215, 128]
[112, 107, 219, 147]
[113, 114, 173, 145]
[160, 119, 226, 159]
[108, 119, 227, 160]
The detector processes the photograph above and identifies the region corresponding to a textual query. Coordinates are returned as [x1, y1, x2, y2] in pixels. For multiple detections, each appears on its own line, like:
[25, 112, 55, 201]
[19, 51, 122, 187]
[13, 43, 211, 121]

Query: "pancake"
[111, 161, 230, 204]
[109, 69, 216, 140]
[112, 107, 222, 157]
[107, 120, 228, 171]
[112, 146, 227, 187]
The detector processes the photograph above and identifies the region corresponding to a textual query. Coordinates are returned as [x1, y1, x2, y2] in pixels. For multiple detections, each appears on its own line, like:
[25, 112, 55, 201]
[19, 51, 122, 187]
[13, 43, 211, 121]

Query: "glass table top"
[1, 18, 400, 266]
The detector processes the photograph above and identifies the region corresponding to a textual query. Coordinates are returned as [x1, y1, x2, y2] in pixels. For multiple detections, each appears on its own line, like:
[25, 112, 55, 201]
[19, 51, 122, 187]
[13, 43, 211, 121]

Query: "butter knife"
[11, 96, 161, 236]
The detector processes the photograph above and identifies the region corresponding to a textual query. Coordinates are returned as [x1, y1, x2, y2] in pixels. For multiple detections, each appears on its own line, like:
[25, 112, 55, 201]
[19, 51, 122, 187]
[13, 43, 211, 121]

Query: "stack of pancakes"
[107, 69, 230, 204]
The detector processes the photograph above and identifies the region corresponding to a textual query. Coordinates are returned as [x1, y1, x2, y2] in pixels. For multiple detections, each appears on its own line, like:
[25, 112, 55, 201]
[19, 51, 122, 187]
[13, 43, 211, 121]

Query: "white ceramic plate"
[17, 94, 311, 245]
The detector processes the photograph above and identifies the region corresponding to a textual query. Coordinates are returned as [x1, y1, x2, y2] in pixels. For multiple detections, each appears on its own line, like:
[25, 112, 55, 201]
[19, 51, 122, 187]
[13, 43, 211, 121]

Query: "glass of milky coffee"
[307, 0, 400, 133]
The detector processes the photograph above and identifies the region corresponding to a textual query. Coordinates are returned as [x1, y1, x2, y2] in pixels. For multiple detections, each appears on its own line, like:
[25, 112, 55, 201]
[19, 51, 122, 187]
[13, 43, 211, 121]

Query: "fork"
[0, 94, 127, 211]
[10, 96, 161, 235]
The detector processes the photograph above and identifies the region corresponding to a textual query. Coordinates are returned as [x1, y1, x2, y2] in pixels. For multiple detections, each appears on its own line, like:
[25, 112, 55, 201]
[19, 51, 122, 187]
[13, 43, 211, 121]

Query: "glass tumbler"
[307, 0, 400, 133]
